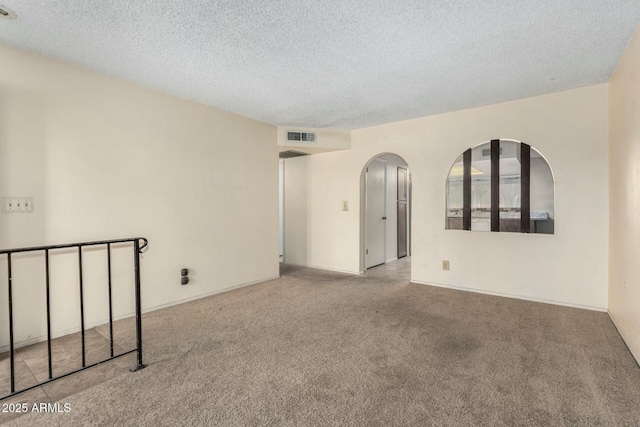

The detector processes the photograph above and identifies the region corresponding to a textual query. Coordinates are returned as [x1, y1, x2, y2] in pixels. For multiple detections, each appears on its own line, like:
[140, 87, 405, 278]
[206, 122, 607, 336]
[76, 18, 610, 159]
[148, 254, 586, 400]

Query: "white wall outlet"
[442, 260, 450, 271]
[342, 200, 349, 211]
[2, 197, 34, 213]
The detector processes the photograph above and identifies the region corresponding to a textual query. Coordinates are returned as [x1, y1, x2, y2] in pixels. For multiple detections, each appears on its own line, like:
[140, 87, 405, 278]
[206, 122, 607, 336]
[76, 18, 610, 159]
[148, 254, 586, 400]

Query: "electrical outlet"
[442, 260, 450, 271]
[342, 200, 349, 211]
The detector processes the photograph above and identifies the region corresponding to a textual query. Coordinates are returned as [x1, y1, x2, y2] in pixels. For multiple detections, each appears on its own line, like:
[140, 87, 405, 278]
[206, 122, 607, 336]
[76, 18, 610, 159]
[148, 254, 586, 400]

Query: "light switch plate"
[2, 197, 34, 213]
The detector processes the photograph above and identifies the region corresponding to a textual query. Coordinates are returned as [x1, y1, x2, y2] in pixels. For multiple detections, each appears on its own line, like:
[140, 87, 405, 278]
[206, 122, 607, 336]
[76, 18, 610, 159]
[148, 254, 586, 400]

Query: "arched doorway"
[359, 153, 411, 273]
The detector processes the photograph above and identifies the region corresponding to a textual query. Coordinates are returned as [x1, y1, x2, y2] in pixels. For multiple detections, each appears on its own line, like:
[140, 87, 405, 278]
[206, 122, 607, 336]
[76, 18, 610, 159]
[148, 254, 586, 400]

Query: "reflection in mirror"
[498, 140, 522, 232]
[530, 147, 554, 234]
[446, 154, 463, 230]
[470, 144, 491, 231]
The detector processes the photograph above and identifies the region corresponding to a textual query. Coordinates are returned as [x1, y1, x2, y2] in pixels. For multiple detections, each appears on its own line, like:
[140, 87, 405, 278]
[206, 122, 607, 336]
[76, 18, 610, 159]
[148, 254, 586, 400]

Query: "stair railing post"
[130, 238, 147, 372]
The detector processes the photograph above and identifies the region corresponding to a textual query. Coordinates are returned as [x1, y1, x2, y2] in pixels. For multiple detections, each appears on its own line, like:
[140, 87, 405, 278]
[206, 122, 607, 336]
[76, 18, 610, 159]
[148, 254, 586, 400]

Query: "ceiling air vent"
[287, 131, 316, 143]
[279, 150, 310, 159]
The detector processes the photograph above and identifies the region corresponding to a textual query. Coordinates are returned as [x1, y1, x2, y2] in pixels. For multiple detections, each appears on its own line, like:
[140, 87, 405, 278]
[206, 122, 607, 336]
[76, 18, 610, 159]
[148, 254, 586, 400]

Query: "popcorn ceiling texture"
[0, 0, 639, 129]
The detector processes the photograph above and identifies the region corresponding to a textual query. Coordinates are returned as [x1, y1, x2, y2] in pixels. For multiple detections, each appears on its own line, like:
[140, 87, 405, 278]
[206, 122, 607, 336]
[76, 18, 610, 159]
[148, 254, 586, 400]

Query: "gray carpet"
[6, 262, 640, 426]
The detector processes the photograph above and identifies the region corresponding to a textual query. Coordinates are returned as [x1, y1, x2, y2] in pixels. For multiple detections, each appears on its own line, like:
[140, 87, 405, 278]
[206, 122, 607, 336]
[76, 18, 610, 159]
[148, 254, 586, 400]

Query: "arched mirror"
[446, 139, 554, 234]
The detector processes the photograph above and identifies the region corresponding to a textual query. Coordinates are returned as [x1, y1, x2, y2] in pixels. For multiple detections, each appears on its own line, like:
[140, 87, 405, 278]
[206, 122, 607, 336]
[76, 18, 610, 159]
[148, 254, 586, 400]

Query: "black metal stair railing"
[0, 237, 148, 399]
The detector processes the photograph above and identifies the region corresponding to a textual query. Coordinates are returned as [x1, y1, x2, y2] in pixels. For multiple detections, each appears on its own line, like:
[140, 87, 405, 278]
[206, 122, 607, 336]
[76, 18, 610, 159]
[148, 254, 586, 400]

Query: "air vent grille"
[287, 131, 316, 143]
[279, 150, 311, 159]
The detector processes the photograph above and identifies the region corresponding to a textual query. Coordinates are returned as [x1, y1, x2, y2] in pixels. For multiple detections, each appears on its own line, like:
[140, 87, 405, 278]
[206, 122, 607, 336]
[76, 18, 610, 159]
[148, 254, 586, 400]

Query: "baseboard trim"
[283, 262, 360, 276]
[0, 274, 280, 353]
[608, 310, 640, 367]
[411, 279, 607, 312]
[142, 275, 280, 314]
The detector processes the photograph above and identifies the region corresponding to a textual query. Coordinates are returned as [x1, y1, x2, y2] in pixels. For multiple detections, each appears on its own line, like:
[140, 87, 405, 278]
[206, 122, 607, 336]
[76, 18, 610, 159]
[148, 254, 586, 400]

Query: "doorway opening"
[360, 153, 411, 274]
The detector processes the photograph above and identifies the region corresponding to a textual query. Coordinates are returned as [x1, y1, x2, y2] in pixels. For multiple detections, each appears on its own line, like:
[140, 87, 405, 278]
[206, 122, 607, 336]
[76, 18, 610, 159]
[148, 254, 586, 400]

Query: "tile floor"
[364, 256, 410, 280]
[0, 327, 136, 424]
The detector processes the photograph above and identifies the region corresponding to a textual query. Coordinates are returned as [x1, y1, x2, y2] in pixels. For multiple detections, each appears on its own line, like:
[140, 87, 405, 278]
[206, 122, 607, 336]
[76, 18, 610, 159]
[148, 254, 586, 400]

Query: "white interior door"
[366, 159, 386, 268]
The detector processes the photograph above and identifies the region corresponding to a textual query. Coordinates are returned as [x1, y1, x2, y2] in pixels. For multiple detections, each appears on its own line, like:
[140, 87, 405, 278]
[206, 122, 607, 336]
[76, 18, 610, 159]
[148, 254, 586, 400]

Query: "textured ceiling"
[1, 1, 639, 129]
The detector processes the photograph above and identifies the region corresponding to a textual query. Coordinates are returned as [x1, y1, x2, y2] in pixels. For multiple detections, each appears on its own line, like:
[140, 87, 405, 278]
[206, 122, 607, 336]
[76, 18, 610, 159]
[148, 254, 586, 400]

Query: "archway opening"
[359, 153, 412, 275]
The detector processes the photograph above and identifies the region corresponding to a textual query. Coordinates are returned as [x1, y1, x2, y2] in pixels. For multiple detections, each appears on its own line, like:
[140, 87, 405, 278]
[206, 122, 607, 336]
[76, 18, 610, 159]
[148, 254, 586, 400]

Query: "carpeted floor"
[5, 260, 640, 426]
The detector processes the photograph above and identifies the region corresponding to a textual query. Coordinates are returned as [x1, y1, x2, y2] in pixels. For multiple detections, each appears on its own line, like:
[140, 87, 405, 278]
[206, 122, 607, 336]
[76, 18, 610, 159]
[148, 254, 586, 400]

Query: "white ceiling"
[1, 1, 639, 130]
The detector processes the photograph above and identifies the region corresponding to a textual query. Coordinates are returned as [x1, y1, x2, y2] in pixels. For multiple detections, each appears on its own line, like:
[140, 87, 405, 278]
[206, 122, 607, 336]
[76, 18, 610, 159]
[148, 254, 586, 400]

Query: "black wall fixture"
[181, 268, 189, 285]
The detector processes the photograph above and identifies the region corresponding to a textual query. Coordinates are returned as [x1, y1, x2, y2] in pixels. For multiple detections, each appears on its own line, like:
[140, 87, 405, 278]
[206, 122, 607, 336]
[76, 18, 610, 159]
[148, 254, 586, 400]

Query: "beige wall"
[0, 44, 279, 349]
[285, 84, 609, 310]
[609, 25, 640, 363]
[283, 151, 360, 273]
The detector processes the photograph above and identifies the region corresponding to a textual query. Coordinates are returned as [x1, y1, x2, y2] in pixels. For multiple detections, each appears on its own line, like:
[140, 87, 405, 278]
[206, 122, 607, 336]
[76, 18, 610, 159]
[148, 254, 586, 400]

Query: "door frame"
[365, 158, 388, 269]
[359, 153, 411, 273]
